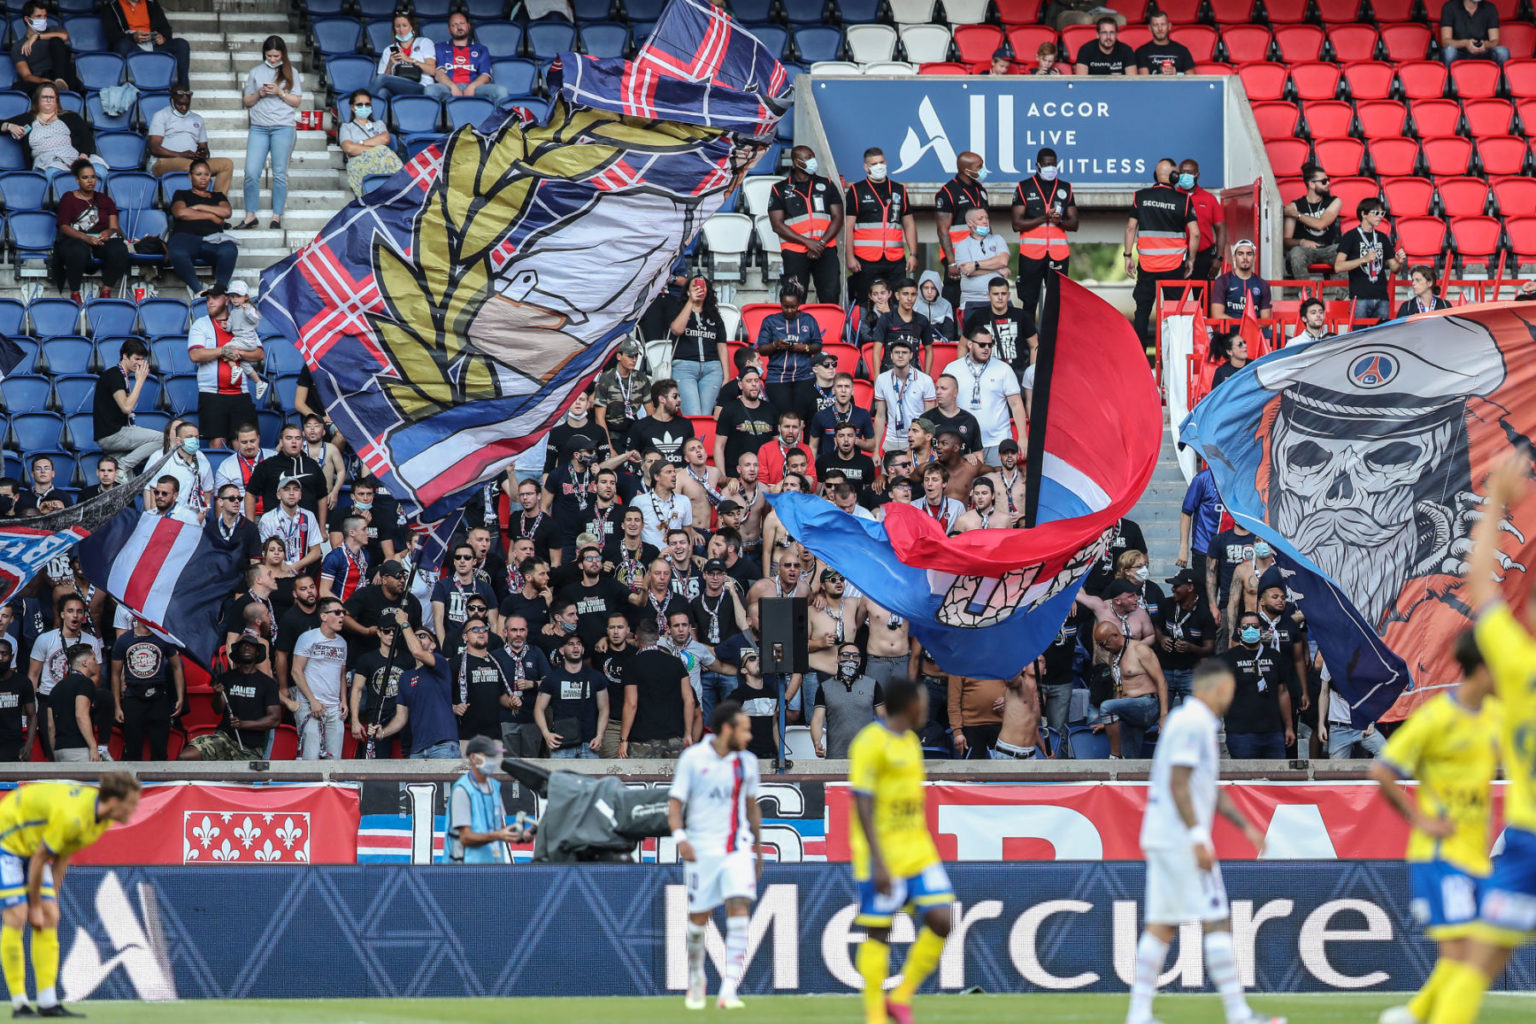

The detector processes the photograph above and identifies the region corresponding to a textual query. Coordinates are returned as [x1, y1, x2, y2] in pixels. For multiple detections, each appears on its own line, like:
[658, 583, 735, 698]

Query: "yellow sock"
[1408, 959, 1454, 1021]
[892, 927, 945, 1005]
[857, 938, 889, 1024]
[0, 926, 23, 1002]
[30, 927, 57, 999]
[1427, 960, 1491, 1024]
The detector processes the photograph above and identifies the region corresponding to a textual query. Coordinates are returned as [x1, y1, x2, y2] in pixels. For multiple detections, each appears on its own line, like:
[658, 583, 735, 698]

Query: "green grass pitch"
[55, 993, 1535, 1024]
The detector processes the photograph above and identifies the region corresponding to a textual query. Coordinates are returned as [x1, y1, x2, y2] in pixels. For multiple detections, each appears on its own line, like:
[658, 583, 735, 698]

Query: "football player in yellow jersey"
[847, 677, 952, 1024]
[1428, 456, 1536, 1024]
[1371, 629, 1501, 1024]
[0, 773, 141, 1018]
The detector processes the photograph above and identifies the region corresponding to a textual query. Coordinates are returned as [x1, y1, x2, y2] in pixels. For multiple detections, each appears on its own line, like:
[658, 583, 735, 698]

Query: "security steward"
[845, 145, 916, 302]
[769, 145, 844, 305]
[1011, 146, 1078, 345]
[934, 150, 989, 310]
[1124, 157, 1198, 357]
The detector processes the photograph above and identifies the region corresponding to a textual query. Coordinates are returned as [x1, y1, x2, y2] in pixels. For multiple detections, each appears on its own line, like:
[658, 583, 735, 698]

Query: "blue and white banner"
[805, 78, 1226, 187]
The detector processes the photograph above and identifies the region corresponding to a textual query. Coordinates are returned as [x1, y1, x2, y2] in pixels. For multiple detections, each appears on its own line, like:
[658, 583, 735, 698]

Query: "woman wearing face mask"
[238, 36, 302, 230]
[1113, 549, 1165, 619]
[371, 12, 437, 100]
[1210, 333, 1249, 389]
[167, 158, 236, 295]
[1, 82, 105, 179]
[51, 157, 130, 304]
[339, 89, 403, 200]
[666, 275, 728, 417]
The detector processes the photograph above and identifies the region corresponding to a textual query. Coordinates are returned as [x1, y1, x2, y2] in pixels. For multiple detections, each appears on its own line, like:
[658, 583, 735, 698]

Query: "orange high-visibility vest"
[936, 177, 987, 254]
[774, 175, 838, 254]
[849, 179, 907, 261]
[1014, 175, 1073, 262]
[1132, 183, 1194, 273]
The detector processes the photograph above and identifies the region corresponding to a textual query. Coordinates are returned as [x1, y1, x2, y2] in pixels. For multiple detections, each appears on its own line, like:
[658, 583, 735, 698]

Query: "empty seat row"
[1269, 135, 1536, 178]
[1254, 97, 1536, 141]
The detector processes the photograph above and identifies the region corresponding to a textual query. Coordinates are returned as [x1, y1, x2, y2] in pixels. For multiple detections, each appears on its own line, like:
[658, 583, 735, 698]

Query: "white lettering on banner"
[1299, 900, 1393, 989]
[665, 884, 798, 991]
[1112, 903, 1203, 987]
[407, 782, 437, 865]
[62, 873, 177, 1002]
[1261, 804, 1339, 860]
[896, 98, 957, 176]
[1230, 899, 1295, 988]
[1008, 900, 1100, 989]
[822, 904, 915, 990]
[939, 900, 1002, 989]
[936, 804, 1104, 860]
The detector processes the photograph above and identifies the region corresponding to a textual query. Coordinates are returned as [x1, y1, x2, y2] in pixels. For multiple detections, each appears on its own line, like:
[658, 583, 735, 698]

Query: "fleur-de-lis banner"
[259, 0, 787, 521]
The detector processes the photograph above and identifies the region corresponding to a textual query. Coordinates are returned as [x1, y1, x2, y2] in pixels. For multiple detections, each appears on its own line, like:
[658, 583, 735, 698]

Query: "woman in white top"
[239, 35, 302, 230]
[338, 88, 402, 199]
[371, 11, 436, 100]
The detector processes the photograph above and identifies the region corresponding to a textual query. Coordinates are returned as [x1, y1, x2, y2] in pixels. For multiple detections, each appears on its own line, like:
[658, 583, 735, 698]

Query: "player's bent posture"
[850, 677, 953, 1024]
[1127, 659, 1283, 1024]
[1428, 457, 1536, 1024]
[668, 701, 764, 1012]
[1371, 630, 1500, 1024]
[0, 773, 142, 1017]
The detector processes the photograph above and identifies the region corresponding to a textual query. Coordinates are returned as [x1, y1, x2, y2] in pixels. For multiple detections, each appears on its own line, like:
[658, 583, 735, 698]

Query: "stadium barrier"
[59, 861, 1536, 1001]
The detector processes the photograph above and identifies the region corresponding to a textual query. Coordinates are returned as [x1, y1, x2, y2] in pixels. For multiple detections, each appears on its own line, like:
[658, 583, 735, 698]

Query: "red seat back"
[1209, 0, 1254, 24]
[1437, 176, 1491, 218]
[1492, 176, 1536, 216]
[953, 24, 1004, 63]
[1289, 61, 1341, 100]
[740, 303, 777, 345]
[1422, 136, 1474, 177]
[801, 303, 847, 341]
[1341, 60, 1395, 99]
[1314, 137, 1364, 177]
[1356, 99, 1407, 138]
[1328, 176, 1381, 216]
[1380, 23, 1432, 61]
[1368, 0, 1413, 18]
[1273, 24, 1325, 62]
[1265, 138, 1312, 178]
[1302, 99, 1355, 139]
[1450, 59, 1502, 99]
[1325, 24, 1378, 62]
[1477, 136, 1530, 178]
[1409, 98, 1462, 137]
[1464, 98, 1514, 136]
[1506, 216, 1536, 259]
[1450, 216, 1503, 263]
[1381, 175, 1435, 217]
[1502, 23, 1536, 59]
[1171, 24, 1219, 61]
[1507, 58, 1536, 98]
[687, 415, 719, 465]
[1237, 61, 1289, 100]
[1396, 60, 1448, 100]
[1267, 0, 1315, 22]
[1251, 100, 1301, 139]
[1194, 61, 1235, 74]
[1368, 138, 1422, 177]
[1221, 25, 1273, 63]
[918, 61, 969, 74]
[994, 0, 1044, 25]
[1395, 216, 1449, 260]
[1005, 26, 1057, 62]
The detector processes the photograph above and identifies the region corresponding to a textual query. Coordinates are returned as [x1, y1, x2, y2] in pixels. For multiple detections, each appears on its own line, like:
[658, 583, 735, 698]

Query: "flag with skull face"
[1182, 305, 1528, 725]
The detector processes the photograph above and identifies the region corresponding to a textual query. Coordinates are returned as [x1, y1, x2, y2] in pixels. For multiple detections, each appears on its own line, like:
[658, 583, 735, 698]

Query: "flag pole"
[366, 547, 423, 760]
[1021, 269, 1061, 530]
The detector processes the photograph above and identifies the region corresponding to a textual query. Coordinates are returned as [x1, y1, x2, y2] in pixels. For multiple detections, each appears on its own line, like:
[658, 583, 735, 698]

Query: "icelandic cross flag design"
[768, 275, 1162, 679]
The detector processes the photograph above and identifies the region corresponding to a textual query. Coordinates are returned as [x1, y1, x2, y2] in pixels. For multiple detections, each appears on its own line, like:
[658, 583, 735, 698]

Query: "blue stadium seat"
[580, 21, 629, 58]
[85, 93, 135, 131]
[490, 58, 538, 94]
[1066, 726, 1111, 760]
[0, 91, 29, 123]
[62, 14, 104, 51]
[137, 91, 169, 129]
[391, 95, 443, 134]
[119, 208, 167, 257]
[0, 297, 22, 335]
[57, 91, 83, 117]
[82, 298, 138, 337]
[446, 96, 495, 129]
[75, 451, 101, 486]
[65, 414, 99, 453]
[624, 0, 667, 20]
[303, 0, 348, 13]
[311, 18, 365, 59]
[572, 0, 612, 18]
[134, 410, 168, 436]
[0, 56, 15, 90]
[356, 0, 397, 18]
[203, 448, 230, 478]
[731, 0, 775, 20]
[9, 412, 64, 451]
[0, 171, 45, 211]
[7, 336, 37, 375]
[189, 297, 206, 321]
[507, 95, 550, 121]
[256, 409, 283, 448]
[125, 51, 176, 92]
[420, 20, 451, 44]
[149, 335, 193, 375]
[782, 0, 827, 22]
[325, 55, 376, 100]
[0, 137, 22, 171]
[131, 376, 161, 413]
[527, 22, 575, 60]
[793, 25, 844, 62]
[26, 297, 78, 337]
[40, 335, 92, 375]
[272, 373, 300, 412]
[96, 132, 146, 172]
[138, 298, 188, 337]
[463, 0, 510, 18]
[476, 22, 525, 59]
[414, 0, 453, 16]
[53, 375, 95, 414]
[337, 94, 389, 126]
[161, 373, 197, 415]
[359, 172, 395, 196]
[364, 19, 394, 56]
[104, 173, 158, 214]
[0, 375, 49, 413]
[9, 211, 57, 274]
[57, 0, 97, 13]
[748, 24, 789, 57]
[90, 337, 120, 373]
[74, 52, 125, 91]
[158, 171, 191, 206]
[261, 335, 300, 375]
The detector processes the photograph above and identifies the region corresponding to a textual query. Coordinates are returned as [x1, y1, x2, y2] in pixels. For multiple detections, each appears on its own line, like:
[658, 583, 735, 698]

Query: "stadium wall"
[59, 862, 1536, 1001]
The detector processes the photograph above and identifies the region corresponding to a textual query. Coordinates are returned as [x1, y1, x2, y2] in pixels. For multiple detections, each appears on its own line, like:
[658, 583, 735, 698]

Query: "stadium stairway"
[1128, 429, 1187, 575]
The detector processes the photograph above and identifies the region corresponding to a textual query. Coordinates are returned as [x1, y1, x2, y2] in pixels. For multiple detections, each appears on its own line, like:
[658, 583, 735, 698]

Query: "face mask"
[867, 162, 887, 181]
[28, 18, 47, 32]
[838, 658, 860, 679]
[799, 157, 818, 176]
[395, 34, 411, 44]
[1178, 173, 1195, 190]
[354, 104, 372, 119]
[266, 57, 283, 68]
[181, 437, 199, 455]
[1240, 626, 1262, 645]
[1037, 165, 1058, 182]
[560, 619, 578, 634]
[354, 501, 371, 512]
[974, 165, 990, 182]
[973, 225, 990, 237]
[1254, 541, 1272, 558]
[474, 755, 495, 775]
[1131, 567, 1149, 583]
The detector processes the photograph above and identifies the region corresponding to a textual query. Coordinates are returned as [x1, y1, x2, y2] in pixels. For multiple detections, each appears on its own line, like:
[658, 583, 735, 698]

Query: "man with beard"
[810, 642, 883, 758]
[691, 560, 747, 722]
[214, 422, 271, 508]
[276, 574, 320, 703]
[452, 617, 518, 748]
[621, 619, 696, 759]
[816, 424, 877, 493]
[559, 546, 629, 649]
[1225, 538, 1277, 637]
[715, 368, 777, 480]
[1220, 610, 1293, 759]
[498, 615, 548, 758]
[1091, 621, 1169, 759]
[500, 557, 552, 635]
[1255, 568, 1309, 734]
[183, 636, 281, 760]
[606, 508, 659, 593]
[747, 550, 809, 631]
[1078, 579, 1158, 645]
[860, 449, 914, 514]
[628, 378, 695, 466]
[984, 439, 1028, 523]
[1155, 570, 1216, 708]
[343, 560, 424, 658]
[1283, 162, 1341, 280]
[580, 468, 624, 553]
[706, 527, 760, 591]
[508, 478, 558, 563]
[535, 632, 608, 759]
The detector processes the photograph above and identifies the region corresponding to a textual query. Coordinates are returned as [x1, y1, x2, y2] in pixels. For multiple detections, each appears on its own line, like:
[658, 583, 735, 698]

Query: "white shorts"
[1144, 846, 1229, 925]
[684, 849, 757, 914]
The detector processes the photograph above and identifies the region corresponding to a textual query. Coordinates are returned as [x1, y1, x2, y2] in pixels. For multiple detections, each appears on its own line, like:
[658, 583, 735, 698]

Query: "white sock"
[719, 915, 750, 998]
[10, 994, 26, 1009]
[686, 921, 706, 981]
[37, 986, 56, 1009]
[1204, 930, 1251, 1024]
[1126, 931, 1169, 1024]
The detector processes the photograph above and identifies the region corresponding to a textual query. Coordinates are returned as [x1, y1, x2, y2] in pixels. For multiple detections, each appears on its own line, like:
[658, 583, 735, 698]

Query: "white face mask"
[265, 57, 282, 69]
[475, 755, 496, 775]
[1131, 566, 1149, 583]
[866, 162, 888, 182]
[28, 18, 47, 32]
[1037, 165, 1059, 182]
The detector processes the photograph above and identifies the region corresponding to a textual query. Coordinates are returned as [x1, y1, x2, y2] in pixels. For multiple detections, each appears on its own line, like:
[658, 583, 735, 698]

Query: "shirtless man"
[934, 429, 989, 503]
[1075, 579, 1157, 644]
[953, 477, 1010, 532]
[803, 568, 860, 719]
[747, 548, 810, 630]
[1225, 538, 1276, 635]
[1090, 620, 1168, 758]
[759, 474, 808, 576]
[986, 439, 1027, 522]
[677, 437, 723, 533]
[860, 598, 912, 685]
[991, 659, 1043, 760]
[720, 451, 768, 555]
[301, 413, 346, 508]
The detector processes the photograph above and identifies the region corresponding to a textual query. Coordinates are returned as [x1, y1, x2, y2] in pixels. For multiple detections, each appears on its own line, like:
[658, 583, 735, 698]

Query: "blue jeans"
[1226, 731, 1286, 759]
[167, 232, 238, 292]
[410, 740, 460, 759]
[673, 359, 724, 417]
[424, 82, 510, 106]
[1443, 45, 1509, 65]
[1327, 723, 1387, 759]
[1163, 668, 1193, 708]
[1100, 694, 1160, 758]
[699, 670, 735, 728]
[1353, 298, 1391, 321]
[244, 124, 295, 218]
[552, 744, 599, 758]
[371, 73, 428, 99]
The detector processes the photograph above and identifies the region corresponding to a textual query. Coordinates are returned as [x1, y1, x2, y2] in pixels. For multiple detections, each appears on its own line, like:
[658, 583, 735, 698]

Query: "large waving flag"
[258, 0, 787, 522]
[769, 274, 1162, 678]
[1180, 303, 1536, 724]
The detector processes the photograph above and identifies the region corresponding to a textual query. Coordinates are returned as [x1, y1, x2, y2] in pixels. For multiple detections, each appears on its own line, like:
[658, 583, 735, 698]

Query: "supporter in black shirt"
[1255, 568, 1309, 714]
[110, 620, 183, 762]
[327, 476, 396, 567]
[500, 558, 553, 634]
[498, 614, 550, 756]
[1083, 517, 1148, 595]
[453, 618, 515, 744]
[925, 377, 985, 456]
[725, 649, 779, 761]
[714, 368, 778, 478]
[1037, 610, 1083, 753]
[1204, 523, 1255, 621]
[245, 424, 326, 521]
[626, 381, 694, 466]
[48, 649, 99, 759]
[1219, 611, 1292, 759]
[203, 638, 281, 756]
[815, 425, 878, 492]
[275, 574, 320, 701]
[961, 281, 1032, 375]
[535, 633, 607, 757]
[1134, 12, 1195, 73]
[1075, 18, 1137, 75]
[558, 546, 630, 648]
[344, 561, 424, 659]
[621, 622, 694, 758]
[0, 640, 35, 761]
[508, 477, 559, 561]
[604, 508, 660, 593]
[348, 614, 414, 756]
[1155, 569, 1216, 707]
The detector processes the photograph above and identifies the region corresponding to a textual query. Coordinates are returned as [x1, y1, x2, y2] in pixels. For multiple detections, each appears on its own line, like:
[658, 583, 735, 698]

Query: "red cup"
[133, 286, 145, 302]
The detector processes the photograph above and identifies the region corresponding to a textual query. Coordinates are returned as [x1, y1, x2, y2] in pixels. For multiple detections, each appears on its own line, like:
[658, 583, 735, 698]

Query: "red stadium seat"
[1120, 25, 1153, 50]
[1436, 176, 1491, 218]
[1252, 100, 1301, 139]
[1368, 138, 1422, 177]
[1220, 25, 1272, 63]
[1356, 99, 1407, 138]
[1396, 60, 1449, 100]
[1450, 216, 1503, 271]
[1341, 60, 1396, 99]
[1005, 26, 1057, 62]
[952, 24, 1004, 63]
[1105, 0, 1150, 19]
[1328, 176, 1382, 216]
[1478, 136, 1530, 177]
[1380, 23, 1433, 61]
[1369, 0, 1414, 18]
[725, 340, 748, 376]
[1507, 59, 1536, 98]
[1314, 137, 1365, 177]
[1277, 175, 1305, 201]
[1272, 24, 1324, 62]
[1263, 0, 1312, 23]
[1265, 138, 1312, 178]
[1301, 99, 1355, 139]
[819, 341, 862, 378]
[930, 341, 959, 369]
[1517, 98, 1536, 131]
[1408, 98, 1463, 137]
[1193, 61, 1235, 73]
[1422, 136, 1474, 176]
[1157, 0, 1203, 20]
[1381, 175, 1435, 216]
[1489, 0, 1519, 19]
[739, 303, 776, 344]
[1464, 98, 1514, 136]
[1507, 216, 1536, 265]
[1209, 0, 1254, 24]
[1502, 23, 1536, 60]
[1395, 216, 1449, 261]
[1314, 0, 1363, 22]
[1237, 62, 1290, 100]
[918, 61, 968, 74]
[1450, 60, 1502, 99]
[1325, 24, 1379, 62]
[801, 303, 846, 342]
[1061, 24, 1095, 61]
[1171, 25, 1219, 61]
[1289, 61, 1341, 100]
[269, 724, 298, 761]
[687, 415, 718, 464]
[1492, 176, 1536, 215]
[851, 379, 874, 410]
[994, 0, 1043, 24]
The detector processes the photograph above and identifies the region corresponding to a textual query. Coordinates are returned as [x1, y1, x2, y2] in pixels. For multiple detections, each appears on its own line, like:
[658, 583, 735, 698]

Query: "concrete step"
[207, 128, 336, 154]
[1128, 428, 1190, 570]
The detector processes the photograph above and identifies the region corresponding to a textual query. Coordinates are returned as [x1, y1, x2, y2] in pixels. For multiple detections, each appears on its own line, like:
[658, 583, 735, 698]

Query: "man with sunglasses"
[558, 545, 629, 650]
[942, 327, 1026, 466]
[209, 484, 259, 561]
[349, 613, 412, 758]
[291, 598, 349, 760]
[1283, 162, 1342, 280]
[148, 475, 199, 526]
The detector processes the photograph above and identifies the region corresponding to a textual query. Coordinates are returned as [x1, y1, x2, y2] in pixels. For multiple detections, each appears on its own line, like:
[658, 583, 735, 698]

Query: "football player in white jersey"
[1127, 659, 1284, 1024]
[667, 700, 764, 1011]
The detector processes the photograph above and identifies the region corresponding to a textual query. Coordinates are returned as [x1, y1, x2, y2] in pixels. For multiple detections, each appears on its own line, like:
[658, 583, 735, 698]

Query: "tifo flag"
[0, 334, 23, 381]
[1180, 302, 1536, 724]
[1239, 293, 1269, 359]
[770, 275, 1162, 679]
[257, 0, 788, 522]
[77, 508, 245, 666]
[405, 509, 464, 577]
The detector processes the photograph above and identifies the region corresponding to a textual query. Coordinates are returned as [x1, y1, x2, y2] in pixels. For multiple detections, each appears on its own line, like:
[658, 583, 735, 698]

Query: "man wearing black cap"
[1155, 569, 1215, 708]
[343, 559, 424, 660]
[543, 433, 638, 568]
[593, 338, 652, 454]
[535, 632, 608, 759]
[372, 610, 460, 760]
